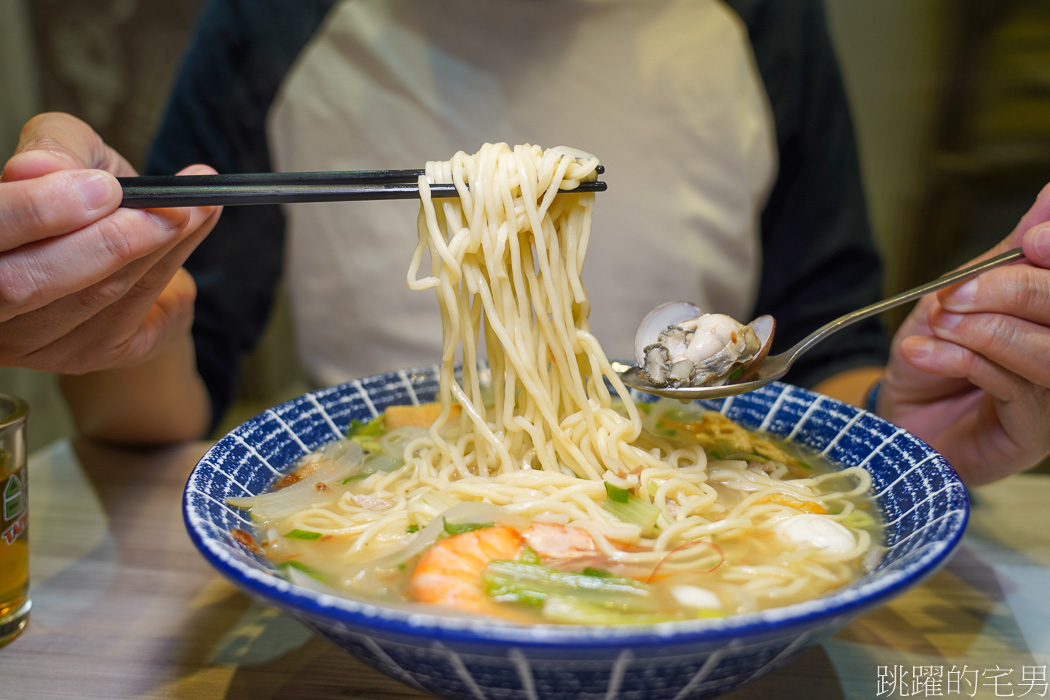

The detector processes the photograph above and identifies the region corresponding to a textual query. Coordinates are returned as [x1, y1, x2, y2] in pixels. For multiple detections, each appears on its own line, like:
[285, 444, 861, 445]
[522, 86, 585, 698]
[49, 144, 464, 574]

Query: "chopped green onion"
[844, 509, 875, 528]
[406, 524, 420, 534]
[482, 560, 656, 612]
[339, 471, 371, 484]
[604, 481, 630, 504]
[443, 519, 495, 536]
[284, 529, 322, 540]
[279, 560, 325, 581]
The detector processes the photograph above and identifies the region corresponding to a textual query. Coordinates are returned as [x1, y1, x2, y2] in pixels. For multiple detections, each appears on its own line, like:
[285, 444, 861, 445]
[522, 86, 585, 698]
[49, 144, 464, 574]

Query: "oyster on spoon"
[619, 247, 1026, 401]
[633, 302, 774, 388]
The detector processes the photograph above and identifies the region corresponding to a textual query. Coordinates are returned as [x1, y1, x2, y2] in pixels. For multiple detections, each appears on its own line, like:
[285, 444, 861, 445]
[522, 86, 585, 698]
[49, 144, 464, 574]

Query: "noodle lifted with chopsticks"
[407, 143, 668, 483]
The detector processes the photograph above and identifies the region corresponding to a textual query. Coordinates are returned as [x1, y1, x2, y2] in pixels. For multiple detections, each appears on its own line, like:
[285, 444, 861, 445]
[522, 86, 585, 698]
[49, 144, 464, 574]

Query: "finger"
[0, 208, 188, 319]
[29, 267, 201, 374]
[80, 204, 221, 351]
[968, 394, 1050, 485]
[909, 339, 1050, 484]
[3, 203, 219, 373]
[114, 267, 200, 364]
[1023, 220, 1050, 271]
[1010, 183, 1050, 249]
[0, 196, 220, 354]
[3, 112, 134, 180]
[38, 213, 215, 372]
[924, 186, 1050, 297]
[895, 333, 1050, 485]
[0, 169, 122, 250]
[898, 334, 1032, 403]
[923, 305, 1050, 389]
[937, 258, 1050, 324]
[0, 165, 219, 320]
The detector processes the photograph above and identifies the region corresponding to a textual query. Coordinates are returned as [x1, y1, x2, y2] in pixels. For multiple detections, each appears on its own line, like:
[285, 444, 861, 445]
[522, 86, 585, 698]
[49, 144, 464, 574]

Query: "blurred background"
[2, 0, 1049, 456]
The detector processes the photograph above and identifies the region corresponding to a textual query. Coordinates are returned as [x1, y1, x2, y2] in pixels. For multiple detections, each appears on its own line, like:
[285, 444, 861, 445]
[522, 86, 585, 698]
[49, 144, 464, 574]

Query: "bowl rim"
[183, 367, 969, 648]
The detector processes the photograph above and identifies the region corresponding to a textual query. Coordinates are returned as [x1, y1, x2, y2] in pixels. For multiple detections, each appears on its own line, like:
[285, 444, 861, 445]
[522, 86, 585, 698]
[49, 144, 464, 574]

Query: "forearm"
[59, 331, 212, 445]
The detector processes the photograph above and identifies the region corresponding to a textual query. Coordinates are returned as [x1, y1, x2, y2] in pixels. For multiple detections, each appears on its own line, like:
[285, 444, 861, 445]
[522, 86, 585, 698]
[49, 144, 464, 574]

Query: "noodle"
[238, 143, 882, 620]
[407, 144, 668, 483]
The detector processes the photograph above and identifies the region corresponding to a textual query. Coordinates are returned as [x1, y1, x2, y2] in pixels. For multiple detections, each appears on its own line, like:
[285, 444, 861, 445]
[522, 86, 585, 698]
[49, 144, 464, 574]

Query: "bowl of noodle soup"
[185, 372, 967, 700]
[184, 144, 967, 698]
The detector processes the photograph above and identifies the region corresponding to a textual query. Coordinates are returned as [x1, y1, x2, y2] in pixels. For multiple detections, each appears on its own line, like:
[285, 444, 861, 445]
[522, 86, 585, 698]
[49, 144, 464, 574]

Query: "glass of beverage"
[0, 394, 29, 647]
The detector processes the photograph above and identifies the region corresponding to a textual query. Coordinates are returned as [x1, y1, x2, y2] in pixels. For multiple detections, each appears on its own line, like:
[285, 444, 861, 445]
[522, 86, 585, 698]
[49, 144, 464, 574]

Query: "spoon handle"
[782, 247, 1026, 367]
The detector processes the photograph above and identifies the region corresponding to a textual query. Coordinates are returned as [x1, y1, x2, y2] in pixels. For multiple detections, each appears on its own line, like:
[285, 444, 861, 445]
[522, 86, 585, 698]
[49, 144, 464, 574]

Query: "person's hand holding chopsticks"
[0, 112, 221, 378]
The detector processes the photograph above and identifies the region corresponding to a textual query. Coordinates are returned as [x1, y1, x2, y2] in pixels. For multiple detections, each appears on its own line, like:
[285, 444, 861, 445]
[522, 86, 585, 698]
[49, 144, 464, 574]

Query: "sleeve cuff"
[864, 380, 882, 414]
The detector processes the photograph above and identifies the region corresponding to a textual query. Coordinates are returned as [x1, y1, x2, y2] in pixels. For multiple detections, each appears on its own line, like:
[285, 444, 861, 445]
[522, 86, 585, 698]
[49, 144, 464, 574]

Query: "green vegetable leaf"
[347, 416, 384, 438]
[482, 560, 656, 613]
[284, 529, 322, 540]
[518, 547, 541, 565]
[541, 595, 683, 625]
[603, 489, 662, 535]
[582, 567, 614, 578]
[347, 416, 386, 451]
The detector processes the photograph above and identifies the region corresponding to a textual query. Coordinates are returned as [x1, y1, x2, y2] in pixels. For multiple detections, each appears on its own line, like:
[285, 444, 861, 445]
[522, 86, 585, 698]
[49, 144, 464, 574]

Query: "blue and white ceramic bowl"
[184, 366, 968, 700]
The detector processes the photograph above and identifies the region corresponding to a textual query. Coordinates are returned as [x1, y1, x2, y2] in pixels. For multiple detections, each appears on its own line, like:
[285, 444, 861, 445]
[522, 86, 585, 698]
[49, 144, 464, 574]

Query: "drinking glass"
[0, 394, 29, 647]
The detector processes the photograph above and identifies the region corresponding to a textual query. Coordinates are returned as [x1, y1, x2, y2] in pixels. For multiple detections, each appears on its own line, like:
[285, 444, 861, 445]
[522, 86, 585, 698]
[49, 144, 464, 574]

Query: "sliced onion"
[378, 426, 428, 458]
[360, 426, 429, 473]
[363, 452, 402, 473]
[226, 439, 365, 522]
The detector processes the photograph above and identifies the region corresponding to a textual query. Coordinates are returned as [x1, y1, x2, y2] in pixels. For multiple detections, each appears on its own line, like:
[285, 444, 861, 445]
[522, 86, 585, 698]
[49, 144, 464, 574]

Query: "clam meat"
[635, 302, 765, 388]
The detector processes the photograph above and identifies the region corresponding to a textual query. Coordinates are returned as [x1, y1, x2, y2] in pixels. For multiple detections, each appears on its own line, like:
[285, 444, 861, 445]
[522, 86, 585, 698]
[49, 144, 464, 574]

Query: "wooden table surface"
[1, 437, 1047, 700]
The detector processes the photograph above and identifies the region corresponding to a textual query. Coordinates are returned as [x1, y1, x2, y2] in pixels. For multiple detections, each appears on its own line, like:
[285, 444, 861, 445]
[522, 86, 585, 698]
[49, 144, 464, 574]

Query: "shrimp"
[409, 525, 524, 614]
[408, 523, 600, 615]
[522, 522, 598, 560]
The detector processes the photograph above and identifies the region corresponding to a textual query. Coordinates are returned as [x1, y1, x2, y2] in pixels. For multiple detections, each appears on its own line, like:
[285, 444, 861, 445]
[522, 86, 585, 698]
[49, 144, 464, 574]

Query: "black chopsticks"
[117, 167, 607, 208]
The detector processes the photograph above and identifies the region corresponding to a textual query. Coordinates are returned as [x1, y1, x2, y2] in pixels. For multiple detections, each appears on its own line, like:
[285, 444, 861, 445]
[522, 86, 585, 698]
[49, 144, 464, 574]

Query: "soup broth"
[230, 399, 882, 624]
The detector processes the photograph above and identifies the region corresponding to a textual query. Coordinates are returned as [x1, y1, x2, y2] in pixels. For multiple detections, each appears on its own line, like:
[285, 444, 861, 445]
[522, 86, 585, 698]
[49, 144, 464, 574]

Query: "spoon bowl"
[620, 247, 1026, 401]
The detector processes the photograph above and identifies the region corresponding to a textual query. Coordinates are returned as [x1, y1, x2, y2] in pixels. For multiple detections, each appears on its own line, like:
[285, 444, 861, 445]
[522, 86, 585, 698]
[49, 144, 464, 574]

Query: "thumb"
[1022, 219, 1050, 272]
[3, 112, 135, 182]
[1007, 182, 1050, 254]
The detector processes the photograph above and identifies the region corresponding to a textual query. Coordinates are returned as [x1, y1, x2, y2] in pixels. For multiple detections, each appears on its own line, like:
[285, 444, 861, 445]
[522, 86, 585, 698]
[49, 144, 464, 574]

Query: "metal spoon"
[619, 247, 1026, 400]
